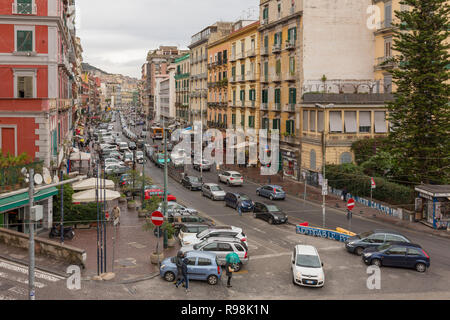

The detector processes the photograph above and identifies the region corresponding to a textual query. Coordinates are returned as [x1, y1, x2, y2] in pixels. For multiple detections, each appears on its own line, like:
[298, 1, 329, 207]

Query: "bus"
[151, 127, 164, 140]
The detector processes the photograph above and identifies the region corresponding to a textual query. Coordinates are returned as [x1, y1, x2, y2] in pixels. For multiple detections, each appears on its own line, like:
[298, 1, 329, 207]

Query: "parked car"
[181, 237, 249, 272]
[202, 183, 226, 201]
[218, 171, 243, 186]
[123, 152, 134, 165]
[345, 230, 411, 256]
[107, 151, 123, 161]
[253, 202, 288, 225]
[256, 185, 286, 200]
[144, 187, 177, 202]
[128, 141, 137, 151]
[159, 251, 221, 285]
[177, 223, 211, 243]
[140, 130, 148, 138]
[181, 176, 202, 191]
[157, 202, 197, 215]
[105, 164, 129, 175]
[118, 142, 129, 153]
[193, 159, 213, 172]
[154, 153, 171, 168]
[224, 193, 254, 212]
[136, 151, 145, 164]
[136, 139, 145, 149]
[169, 214, 215, 229]
[104, 158, 125, 167]
[180, 226, 246, 247]
[291, 245, 325, 288]
[362, 242, 430, 273]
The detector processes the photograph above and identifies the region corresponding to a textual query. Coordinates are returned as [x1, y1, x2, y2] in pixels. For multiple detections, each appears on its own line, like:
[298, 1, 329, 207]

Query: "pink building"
[0, 0, 81, 169]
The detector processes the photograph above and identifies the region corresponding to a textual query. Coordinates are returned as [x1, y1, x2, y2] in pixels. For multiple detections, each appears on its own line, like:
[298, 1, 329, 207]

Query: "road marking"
[0, 294, 15, 300]
[8, 286, 27, 296]
[250, 252, 291, 261]
[0, 261, 64, 282]
[251, 227, 266, 234]
[0, 272, 46, 289]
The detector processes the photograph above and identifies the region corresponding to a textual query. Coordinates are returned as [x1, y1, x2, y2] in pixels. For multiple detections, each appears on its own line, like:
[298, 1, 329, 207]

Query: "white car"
[218, 171, 244, 186]
[104, 158, 125, 167]
[181, 226, 246, 247]
[291, 245, 325, 288]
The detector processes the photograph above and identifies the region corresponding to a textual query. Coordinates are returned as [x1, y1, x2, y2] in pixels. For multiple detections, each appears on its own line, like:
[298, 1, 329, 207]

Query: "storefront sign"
[296, 225, 352, 243]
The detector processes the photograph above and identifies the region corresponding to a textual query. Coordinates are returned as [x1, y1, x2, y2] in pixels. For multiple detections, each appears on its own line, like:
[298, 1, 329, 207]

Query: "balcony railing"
[272, 43, 282, 54]
[283, 103, 296, 112]
[237, 74, 245, 82]
[246, 48, 256, 58]
[271, 103, 281, 111]
[260, 47, 269, 56]
[286, 72, 296, 81]
[12, 2, 37, 15]
[261, 74, 269, 83]
[272, 73, 282, 82]
[376, 20, 393, 31]
[236, 52, 245, 60]
[230, 53, 236, 62]
[261, 103, 268, 110]
[375, 56, 397, 70]
[230, 76, 237, 83]
[261, 18, 269, 26]
[246, 72, 256, 81]
[285, 39, 296, 50]
[248, 101, 256, 108]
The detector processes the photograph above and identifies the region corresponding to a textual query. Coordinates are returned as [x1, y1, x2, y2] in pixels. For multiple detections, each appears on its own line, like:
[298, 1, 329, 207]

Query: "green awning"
[0, 187, 58, 213]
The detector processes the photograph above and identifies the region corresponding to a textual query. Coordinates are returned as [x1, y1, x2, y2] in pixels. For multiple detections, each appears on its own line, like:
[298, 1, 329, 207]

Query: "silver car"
[202, 183, 226, 201]
[181, 237, 249, 271]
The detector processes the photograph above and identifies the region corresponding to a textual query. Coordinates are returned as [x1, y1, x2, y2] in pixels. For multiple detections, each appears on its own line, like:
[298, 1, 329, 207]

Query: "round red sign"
[151, 211, 164, 226]
[347, 199, 355, 211]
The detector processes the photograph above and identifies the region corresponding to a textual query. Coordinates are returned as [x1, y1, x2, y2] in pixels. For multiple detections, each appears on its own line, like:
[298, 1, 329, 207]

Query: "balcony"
[375, 56, 398, 70]
[286, 72, 296, 81]
[260, 103, 268, 111]
[230, 53, 236, 62]
[207, 82, 217, 89]
[260, 75, 269, 83]
[283, 103, 296, 113]
[0, 98, 72, 113]
[230, 76, 237, 83]
[236, 52, 245, 60]
[237, 74, 245, 82]
[246, 72, 256, 81]
[272, 73, 282, 82]
[271, 103, 281, 111]
[246, 48, 256, 58]
[285, 39, 296, 50]
[375, 20, 394, 32]
[261, 18, 269, 26]
[260, 47, 269, 56]
[247, 101, 256, 109]
[12, 2, 37, 15]
[281, 135, 297, 144]
[302, 93, 395, 104]
[272, 43, 282, 54]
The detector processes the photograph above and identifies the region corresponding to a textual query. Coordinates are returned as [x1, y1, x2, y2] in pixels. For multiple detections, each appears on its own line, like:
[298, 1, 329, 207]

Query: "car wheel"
[292, 274, 296, 285]
[253, 212, 257, 218]
[233, 263, 242, 272]
[355, 247, 364, 256]
[371, 259, 382, 268]
[190, 186, 193, 191]
[270, 195, 274, 201]
[227, 180, 231, 186]
[164, 271, 175, 282]
[415, 263, 427, 273]
[207, 275, 218, 285]
[268, 217, 274, 225]
[256, 190, 260, 196]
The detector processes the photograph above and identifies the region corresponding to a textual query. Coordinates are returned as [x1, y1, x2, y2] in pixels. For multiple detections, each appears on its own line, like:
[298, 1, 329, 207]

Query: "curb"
[0, 254, 69, 278]
[118, 272, 160, 284]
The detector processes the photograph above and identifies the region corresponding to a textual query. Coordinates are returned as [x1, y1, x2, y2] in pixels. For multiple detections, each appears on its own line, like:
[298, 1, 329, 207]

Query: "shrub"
[351, 137, 388, 165]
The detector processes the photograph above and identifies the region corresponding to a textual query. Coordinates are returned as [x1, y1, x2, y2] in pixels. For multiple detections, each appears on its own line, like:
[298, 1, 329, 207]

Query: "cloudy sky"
[76, 0, 259, 79]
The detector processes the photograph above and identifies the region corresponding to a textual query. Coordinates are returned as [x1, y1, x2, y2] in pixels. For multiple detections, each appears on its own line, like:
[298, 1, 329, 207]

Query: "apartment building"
[0, 0, 82, 169]
[189, 22, 233, 126]
[154, 74, 169, 123]
[174, 53, 190, 124]
[228, 20, 260, 135]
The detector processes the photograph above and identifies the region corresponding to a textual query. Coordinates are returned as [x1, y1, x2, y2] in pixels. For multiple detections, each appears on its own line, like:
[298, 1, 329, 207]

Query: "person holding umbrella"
[225, 252, 240, 288]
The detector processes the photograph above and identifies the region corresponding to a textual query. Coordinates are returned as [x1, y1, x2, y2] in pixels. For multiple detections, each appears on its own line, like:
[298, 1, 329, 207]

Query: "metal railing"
[285, 39, 296, 50]
[260, 47, 269, 56]
[272, 73, 282, 82]
[246, 72, 256, 81]
[247, 48, 256, 58]
[12, 2, 37, 15]
[272, 43, 281, 53]
[237, 74, 245, 82]
[271, 103, 281, 111]
[283, 103, 296, 112]
[261, 103, 268, 110]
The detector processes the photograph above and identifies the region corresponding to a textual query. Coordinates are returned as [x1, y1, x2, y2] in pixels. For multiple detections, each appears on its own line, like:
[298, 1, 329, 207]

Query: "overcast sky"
[76, 0, 259, 79]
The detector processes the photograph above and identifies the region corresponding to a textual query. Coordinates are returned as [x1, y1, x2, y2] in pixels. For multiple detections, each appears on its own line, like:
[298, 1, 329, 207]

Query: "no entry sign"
[151, 211, 164, 226]
[347, 198, 355, 211]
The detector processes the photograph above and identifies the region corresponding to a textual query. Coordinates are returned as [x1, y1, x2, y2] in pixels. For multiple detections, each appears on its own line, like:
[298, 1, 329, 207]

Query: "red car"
[145, 188, 176, 202]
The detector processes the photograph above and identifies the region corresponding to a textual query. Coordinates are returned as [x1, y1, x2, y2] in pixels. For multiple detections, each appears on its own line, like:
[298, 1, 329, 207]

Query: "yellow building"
[174, 53, 190, 124]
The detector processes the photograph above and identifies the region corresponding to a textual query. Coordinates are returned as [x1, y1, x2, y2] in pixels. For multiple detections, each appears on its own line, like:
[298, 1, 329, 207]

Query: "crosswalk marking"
[0, 294, 15, 300]
[0, 272, 46, 288]
[0, 261, 64, 282]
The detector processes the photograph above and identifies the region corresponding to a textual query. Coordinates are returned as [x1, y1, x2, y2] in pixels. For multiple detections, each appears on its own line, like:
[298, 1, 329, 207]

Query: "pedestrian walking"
[174, 251, 184, 285]
[112, 206, 121, 225]
[238, 201, 242, 217]
[341, 187, 348, 202]
[175, 257, 190, 293]
[225, 261, 235, 288]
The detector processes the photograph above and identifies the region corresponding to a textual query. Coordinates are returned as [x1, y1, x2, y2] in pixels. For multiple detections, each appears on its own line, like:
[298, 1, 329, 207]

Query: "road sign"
[371, 177, 376, 189]
[322, 179, 328, 196]
[347, 198, 355, 211]
[151, 211, 164, 226]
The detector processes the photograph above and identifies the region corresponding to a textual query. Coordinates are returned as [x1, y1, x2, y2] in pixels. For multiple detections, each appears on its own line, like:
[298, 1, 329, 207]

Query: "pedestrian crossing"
[0, 259, 65, 300]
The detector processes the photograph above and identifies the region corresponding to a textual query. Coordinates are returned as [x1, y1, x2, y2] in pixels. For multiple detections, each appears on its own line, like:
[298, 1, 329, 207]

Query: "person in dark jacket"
[174, 251, 184, 284]
[176, 257, 190, 293]
[225, 261, 234, 288]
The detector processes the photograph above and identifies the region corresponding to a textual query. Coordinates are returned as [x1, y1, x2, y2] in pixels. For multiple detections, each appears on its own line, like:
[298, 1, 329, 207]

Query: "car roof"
[264, 185, 283, 188]
[208, 226, 241, 232]
[184, 251, 218, 260]
[202, 237, 244, 244]
[295, 245, 319, 256]
[226, 171, 241, 175]
[180, 223, 210, 228]
[204, 183, 220, 187]
[384, 241, 422, 248]
[371, 229, 407, 236]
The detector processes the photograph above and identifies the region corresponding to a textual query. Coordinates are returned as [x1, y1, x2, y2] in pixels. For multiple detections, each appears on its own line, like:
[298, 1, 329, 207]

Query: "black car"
[168, 213, 215, 228]
[252, 202, 288, 225]
[345, 229, 411, 256]
[136, 139, 145, 149]
[362, 242, 430, 273]
[128, 141, 137, 151]
[224, 193, 254, 212]
[181, 176, 202, 191]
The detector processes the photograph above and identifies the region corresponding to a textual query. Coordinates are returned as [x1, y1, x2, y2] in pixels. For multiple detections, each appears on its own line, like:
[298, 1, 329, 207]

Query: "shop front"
[0, 187, 58, 234]
[415, 185, 450, 230]
[281, 148, 300, 181]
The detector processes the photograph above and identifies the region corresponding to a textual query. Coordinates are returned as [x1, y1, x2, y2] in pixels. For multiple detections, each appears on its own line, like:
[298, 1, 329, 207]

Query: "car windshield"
[210, 186, 222, 191]
[232, 174, 242, 178]
[239, 195, 250, 201]
[190, 177, 200, 182]
[193, 240, 207, 250]
[197, 229, 209, 239]
[137, 152, 143, 156]
[377, 243, 393, 252]
[275, 188, 283, 193]
[267, 205, 280, 212]
[296, 254, 322, 268]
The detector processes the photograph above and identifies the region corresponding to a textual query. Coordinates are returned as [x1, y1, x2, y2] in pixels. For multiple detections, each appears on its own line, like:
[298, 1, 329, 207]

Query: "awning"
[72, 178, 115, 191]
[72, 189, 121, 203]
[0, 187, 58, 213]
[70, 152, 91, 161]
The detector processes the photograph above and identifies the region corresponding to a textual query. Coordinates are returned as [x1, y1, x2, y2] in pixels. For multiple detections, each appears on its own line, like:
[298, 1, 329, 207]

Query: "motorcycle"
[49, 225, 75, 240]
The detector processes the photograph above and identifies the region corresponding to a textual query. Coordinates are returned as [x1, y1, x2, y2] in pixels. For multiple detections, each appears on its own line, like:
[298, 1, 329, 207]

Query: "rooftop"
[415, 185, 450, 197]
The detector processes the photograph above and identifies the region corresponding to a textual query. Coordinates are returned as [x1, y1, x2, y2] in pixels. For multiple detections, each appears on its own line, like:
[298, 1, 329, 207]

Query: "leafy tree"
[361, 151, 396, 178]
[387, 0, 450, 184]
[351, 138, 388, 165]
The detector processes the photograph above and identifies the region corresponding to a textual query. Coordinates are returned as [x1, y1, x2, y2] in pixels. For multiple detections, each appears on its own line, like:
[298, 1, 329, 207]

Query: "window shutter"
[24, 76, 33, 98]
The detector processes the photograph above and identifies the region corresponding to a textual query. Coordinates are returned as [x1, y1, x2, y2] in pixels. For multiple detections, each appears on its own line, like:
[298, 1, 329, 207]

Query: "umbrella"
[72, 178, 115, 191]
[72, 189, 121, 203]
[226, 252, 241, 264]
[70, 152, 91, 161]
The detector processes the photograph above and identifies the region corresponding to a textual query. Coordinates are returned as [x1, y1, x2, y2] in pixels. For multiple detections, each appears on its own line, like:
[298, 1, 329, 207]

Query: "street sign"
[151, 211, 164, 226]
[347, 198, 355, 211]
[371, 177, 376, 189]
[322, 179, 328, 196]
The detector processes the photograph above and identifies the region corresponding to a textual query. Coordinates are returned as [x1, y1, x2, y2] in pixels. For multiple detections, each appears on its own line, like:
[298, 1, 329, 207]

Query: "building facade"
[174, 53, 190, 124]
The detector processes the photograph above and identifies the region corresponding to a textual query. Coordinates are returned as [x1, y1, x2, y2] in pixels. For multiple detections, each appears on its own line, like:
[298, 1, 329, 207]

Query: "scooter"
[49, 225, 75, 240]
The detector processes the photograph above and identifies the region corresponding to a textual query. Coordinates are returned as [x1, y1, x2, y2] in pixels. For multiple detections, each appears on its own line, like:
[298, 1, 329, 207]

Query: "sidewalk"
[222, 164, 450, 240]
[68, 198, 180, 282]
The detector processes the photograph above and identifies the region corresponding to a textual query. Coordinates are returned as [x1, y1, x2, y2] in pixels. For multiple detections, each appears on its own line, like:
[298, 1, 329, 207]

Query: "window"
[277, 2, 281, 18]
[407, 248, 422, 256]
[218, 243, 233, 252]
[366, 234, 385, 243]
[16, 28, 33, 52]
[262, 89, 268, 103]
[273, 119, 280, 130]
[386, 247, 407, 255]
[186, 258, 197, 265]
[274, 88, 281, 104]
[240, 90, 245, 102]
[385, 234, 406, 242]
[309, 111, 316, 132]
[249, 116, 255, 128]
[384, 38, 392, 57]
[264, 35, 268, 49]
[310, 150, 316, 170]
[263, 6, 268, 21]
[197, 258, 212, 266]
[232, 114, 236, 125]
[374, 111, 387, 133]
[329, 111, 343, 133]
[234, 244, 245, 252]
[289, 88, 296, 104]
[276, 59, 281, 75]
[340, 152, 352, 164]
[359, 111, 371, 133]
[303, 110, 308, 132]
[202, 243, 218, 251]
[385, 2, 392, 27]
[262, 118, 269, 129]
[17, 76, 33, 98]
[344, 111, 357, 133]
[317, 111, 324, 132]
[286, 120, 295, 134]
[288, 27, 297, 42]
[15, 0, 34, 15]
[289, 57, 295, 75]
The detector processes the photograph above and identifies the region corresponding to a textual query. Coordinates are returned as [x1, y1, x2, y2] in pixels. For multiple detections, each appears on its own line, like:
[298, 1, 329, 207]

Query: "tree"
[387, 0, 450, 184]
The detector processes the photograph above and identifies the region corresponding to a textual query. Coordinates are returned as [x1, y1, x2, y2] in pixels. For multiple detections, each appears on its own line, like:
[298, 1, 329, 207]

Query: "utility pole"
[28, 168, 35, 300]
[60, 171, 64, 245]
[96, 162, 100, 276]
[322, 131, 326, 229]
[103, 158, 107, 273]
[163, 127, 168, 249]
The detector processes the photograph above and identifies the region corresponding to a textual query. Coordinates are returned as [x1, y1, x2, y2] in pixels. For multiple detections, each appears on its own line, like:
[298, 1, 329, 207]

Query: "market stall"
[415, 185, 450, 230]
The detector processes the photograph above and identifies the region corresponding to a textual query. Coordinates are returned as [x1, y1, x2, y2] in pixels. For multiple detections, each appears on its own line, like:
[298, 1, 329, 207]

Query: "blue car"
[362, 242, 430, 273]
[224, 192, 254, 212]
[256, 185, 286, 200]
[159, 251, 222, 285]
